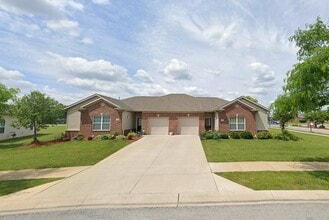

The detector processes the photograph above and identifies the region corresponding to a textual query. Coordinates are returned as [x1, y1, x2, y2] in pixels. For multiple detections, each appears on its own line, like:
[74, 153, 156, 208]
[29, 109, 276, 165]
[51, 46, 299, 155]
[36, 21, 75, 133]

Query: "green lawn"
[0, 139, 131, 170]
[217, 171, 329, 190]
[203, 130, 329, 162]
[0, 178, 61, 196]
[0, 125, 66, 149]
[0, 125, 131, 170]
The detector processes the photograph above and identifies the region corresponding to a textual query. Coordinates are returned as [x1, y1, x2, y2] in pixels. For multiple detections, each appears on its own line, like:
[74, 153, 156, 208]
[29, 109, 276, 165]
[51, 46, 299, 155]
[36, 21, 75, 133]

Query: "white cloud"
[81, 37, 93, 45]
[46, 19, 80, 37]
[134, 69, 154, 83]
[247, 62, 278, 95]
[184, 86, 208, 96]
[44, 53, 129, 82]
[0, 66, 24, 79]
[0, 0, 83, 19]
[162, 59, 192, 82]
[0, 66, 35, 92]
[92, 0, 110, 5]
[203, 23, 237, 48]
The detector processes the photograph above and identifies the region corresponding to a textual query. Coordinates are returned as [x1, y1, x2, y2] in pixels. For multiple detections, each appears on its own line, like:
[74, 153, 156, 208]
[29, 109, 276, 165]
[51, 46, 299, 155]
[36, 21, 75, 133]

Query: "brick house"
[65, 94, 268, 138]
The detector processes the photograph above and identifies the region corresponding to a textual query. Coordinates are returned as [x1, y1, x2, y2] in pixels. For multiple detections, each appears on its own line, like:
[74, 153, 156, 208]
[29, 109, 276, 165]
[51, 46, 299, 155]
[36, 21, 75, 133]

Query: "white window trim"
[92, 115, 111, 131]
[229, 116, 245, 131]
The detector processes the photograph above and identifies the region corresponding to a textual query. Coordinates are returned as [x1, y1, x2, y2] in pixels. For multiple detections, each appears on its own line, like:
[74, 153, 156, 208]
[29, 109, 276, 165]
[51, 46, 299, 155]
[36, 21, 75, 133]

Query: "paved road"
[2, 203, 329, 220]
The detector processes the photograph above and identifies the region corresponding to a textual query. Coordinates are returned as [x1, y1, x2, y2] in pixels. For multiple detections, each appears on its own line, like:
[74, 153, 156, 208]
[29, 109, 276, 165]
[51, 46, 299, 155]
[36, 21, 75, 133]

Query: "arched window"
[0, 119, 5, 133]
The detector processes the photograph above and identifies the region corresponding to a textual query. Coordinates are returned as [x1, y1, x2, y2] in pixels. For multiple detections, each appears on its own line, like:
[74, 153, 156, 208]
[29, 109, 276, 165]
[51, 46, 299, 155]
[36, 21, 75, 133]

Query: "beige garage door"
[178, 117, 199, 135]
[148, 117, 169, 135]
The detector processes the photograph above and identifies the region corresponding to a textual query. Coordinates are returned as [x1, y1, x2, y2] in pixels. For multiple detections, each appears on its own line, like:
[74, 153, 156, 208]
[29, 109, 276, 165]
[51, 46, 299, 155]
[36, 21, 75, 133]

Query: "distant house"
[0, 116, 34, 141]
[65, 94, 268, 138]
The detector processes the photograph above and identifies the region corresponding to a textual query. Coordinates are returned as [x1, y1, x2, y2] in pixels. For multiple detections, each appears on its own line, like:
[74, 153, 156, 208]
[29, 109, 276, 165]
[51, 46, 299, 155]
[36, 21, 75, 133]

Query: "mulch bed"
[19, 138, 70, 148]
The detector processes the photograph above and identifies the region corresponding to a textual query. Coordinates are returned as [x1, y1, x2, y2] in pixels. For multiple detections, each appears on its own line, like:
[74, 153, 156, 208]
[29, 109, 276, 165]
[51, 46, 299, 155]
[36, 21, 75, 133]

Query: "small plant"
[240, 131, 254, 139]
[229, 131, 240, 139]
[115, 135, 126, 140]
[256, 131, 273, 139]
[76, 134, 84, 141]
[127, 132, 137, 140]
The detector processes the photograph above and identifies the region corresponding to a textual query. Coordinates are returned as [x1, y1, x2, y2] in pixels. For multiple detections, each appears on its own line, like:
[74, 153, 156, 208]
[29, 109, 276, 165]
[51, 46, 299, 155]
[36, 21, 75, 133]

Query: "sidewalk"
[209, 162, 329, 172]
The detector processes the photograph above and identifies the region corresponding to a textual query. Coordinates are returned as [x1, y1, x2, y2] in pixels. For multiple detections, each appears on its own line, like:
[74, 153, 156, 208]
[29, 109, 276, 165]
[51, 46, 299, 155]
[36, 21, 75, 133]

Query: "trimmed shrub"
[319, 125, 326, 129]
[213, 132, 221, 140]
[229, 131, 240, 139]
[220, 133, 229, 139]
[274, 130, 299, 141]
[205, 133, 214, 139]
[299, 119, 307, 123]
[240, 131, 254, 139]
[256, 131, 273, 139]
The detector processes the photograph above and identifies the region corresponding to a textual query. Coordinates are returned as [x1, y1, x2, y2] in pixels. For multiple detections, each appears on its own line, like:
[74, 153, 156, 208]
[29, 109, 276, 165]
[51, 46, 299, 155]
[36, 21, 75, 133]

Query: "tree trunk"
[32, 122, 39, 144]
[280, 121, 285, 132]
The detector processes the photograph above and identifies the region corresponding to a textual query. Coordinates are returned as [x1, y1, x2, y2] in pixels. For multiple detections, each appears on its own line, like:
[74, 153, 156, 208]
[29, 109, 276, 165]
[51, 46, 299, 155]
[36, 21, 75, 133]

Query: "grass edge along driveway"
[216, 171, 329, 190]
[0, 178, 61, 196]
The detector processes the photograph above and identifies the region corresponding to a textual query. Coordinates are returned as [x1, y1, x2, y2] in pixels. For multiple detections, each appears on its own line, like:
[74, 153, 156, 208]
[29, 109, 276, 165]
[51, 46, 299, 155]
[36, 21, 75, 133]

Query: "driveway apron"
[1, 136, 218, 208]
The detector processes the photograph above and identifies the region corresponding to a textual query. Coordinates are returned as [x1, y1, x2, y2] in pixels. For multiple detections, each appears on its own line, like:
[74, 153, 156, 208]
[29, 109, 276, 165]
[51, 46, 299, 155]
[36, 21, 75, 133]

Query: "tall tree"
[271, 94, 297, 131]
[13, 91, 65, 143]
[285, 17, 329, 112]
[0, 83, 19, 115]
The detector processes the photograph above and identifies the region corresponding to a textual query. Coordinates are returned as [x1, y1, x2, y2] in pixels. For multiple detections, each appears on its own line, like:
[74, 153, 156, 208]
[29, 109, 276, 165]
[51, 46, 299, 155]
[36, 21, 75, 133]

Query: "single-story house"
[0, 116, 34, 141]
[65, 93, 268, 138]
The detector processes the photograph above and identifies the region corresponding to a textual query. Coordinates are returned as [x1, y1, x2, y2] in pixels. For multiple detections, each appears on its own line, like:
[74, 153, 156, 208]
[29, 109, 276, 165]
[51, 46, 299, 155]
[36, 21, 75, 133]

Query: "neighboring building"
[65, 94, 269, 138]
[0, 116, 34, 141]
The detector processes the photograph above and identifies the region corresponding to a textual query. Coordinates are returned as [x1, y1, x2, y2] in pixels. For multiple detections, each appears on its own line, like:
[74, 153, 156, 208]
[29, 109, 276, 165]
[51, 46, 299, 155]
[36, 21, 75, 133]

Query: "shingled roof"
[121, 94, 228, 112]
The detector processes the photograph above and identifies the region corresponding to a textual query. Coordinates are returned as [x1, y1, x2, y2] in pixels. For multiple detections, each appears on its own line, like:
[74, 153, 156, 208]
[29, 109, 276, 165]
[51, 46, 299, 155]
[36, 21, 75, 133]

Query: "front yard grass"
[0, 125, 66, 149]
[217, 171, 329, 190]
[203, 130, 329, 162]
[0, 178, 61, 196]
[0, 139, 131, 170]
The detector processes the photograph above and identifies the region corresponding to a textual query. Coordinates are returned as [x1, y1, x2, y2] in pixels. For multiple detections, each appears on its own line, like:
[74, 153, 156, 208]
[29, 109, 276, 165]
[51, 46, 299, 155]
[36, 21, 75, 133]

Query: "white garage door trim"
[148, 117, 169, 135]
[178, 117, 199, 135]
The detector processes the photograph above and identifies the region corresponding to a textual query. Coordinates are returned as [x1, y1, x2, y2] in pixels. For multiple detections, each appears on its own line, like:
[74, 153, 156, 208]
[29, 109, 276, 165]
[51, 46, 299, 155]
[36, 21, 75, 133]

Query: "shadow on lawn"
[0, 134, 49, 150]
[299, 157, 329, 162]
[308, 171, 329, 182]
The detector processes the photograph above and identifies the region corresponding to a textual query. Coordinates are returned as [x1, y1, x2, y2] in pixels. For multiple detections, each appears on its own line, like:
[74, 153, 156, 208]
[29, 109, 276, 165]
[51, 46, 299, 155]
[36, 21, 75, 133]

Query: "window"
[229, 116, 245, 131]
[0, 119, 5, 133]
[205, 118, 212, 131]
[93, 115, 110, 131]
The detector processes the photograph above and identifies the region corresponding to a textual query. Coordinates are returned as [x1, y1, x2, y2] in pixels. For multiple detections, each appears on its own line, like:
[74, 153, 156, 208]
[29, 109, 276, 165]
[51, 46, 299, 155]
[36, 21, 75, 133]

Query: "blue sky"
[0, 0, 328, 106]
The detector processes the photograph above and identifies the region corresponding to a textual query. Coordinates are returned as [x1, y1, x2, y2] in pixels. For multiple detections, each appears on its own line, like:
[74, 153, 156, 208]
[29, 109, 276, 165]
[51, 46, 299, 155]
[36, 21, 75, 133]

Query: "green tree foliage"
[245, 96, 258, 103]
[13, 91, 65, 143]
[285, 17, 329, 112]
[304, 110, 329, 127]
[271, 94, 297, 131]
[0, 84, 19, 115]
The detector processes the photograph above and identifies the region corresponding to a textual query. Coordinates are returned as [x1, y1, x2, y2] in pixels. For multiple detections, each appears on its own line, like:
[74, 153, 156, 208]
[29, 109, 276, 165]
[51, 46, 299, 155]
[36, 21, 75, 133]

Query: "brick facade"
[141, 112, 207, 135]
[218, 103, 257, 135]
[80, 101, 123, 137]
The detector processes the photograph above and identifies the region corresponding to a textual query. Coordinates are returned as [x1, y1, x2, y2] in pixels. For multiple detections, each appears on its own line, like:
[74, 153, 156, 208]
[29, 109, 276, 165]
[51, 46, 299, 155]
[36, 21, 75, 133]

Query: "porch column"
[214, 112, 219, 131]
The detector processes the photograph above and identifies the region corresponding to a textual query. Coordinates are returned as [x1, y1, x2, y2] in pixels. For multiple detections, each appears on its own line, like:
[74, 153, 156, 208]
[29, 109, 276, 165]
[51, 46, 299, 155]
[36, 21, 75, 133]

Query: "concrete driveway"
[0, 135, 219, 210]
